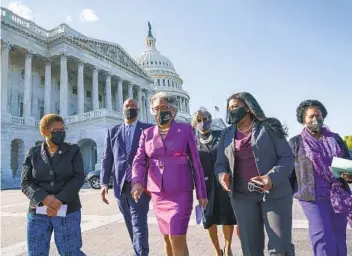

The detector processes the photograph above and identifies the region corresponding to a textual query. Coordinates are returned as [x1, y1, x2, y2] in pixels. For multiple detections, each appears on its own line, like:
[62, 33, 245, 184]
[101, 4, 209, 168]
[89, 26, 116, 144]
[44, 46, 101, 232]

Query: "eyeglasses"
[248, 182, 269, 202]
[48, 128, 67, 133]
[248, 182, 264, 193]
[197, 117, 208, 123]
[150, 105, 173, 115]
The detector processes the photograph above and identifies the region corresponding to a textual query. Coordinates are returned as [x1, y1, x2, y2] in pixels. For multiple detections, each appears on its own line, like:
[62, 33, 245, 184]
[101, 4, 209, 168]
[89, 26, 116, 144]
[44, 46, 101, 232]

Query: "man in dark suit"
[100, 98, 152, 256]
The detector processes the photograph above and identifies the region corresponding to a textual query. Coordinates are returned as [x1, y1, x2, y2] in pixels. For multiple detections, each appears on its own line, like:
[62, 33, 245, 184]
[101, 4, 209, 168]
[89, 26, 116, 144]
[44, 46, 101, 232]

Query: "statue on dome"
[148, 21, 153, 37]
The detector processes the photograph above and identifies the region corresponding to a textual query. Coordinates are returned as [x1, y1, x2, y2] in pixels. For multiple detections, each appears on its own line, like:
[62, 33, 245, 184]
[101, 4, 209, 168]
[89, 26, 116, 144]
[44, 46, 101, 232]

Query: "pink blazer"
[132, 121, 207, 200]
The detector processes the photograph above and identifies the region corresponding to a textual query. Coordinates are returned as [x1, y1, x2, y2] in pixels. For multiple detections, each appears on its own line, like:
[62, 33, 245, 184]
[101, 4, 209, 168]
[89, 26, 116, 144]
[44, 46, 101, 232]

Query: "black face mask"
[50, 131, 66, 146]
[228, 107, 247, 124]
[307, 118, 323, 132]
[124, 108, 138, 120]
[158, 111, 172, 126]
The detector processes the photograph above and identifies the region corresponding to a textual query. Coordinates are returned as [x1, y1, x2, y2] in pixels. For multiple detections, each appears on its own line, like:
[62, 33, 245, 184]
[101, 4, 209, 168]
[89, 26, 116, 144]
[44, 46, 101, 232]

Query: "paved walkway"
[1, 189, 351, 256]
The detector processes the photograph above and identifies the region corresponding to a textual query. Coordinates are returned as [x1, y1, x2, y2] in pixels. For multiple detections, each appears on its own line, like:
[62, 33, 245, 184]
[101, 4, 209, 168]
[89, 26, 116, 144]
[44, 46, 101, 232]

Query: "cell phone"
[251, 179, 264, 186]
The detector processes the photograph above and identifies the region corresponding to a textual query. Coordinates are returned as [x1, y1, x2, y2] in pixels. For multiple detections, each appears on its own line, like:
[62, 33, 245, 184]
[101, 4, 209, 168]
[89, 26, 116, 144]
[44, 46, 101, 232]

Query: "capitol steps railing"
[1, 7, 84, 39]
[1, 109, 123, 127]
[64, 109, 123, 125]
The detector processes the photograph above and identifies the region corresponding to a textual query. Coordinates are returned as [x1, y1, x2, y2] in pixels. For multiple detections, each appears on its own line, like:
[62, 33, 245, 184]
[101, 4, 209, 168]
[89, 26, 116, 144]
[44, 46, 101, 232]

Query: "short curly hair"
[296, 100, 328, 124]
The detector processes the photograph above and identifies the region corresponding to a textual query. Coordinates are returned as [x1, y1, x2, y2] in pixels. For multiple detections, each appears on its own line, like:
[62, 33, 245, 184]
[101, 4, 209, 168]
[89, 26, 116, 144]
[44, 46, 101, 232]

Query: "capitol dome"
[136, 46, 176, 72]
[137, 22, 191, 121]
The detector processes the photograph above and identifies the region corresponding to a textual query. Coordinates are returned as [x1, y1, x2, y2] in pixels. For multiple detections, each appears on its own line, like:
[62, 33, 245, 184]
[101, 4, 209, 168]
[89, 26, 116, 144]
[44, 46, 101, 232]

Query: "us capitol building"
[0, 7, 226, 188]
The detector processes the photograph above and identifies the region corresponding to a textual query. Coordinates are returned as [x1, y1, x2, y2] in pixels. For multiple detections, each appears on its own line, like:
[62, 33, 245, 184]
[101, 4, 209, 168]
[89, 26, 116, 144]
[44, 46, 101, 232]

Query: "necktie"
[125, 125, 132, 156]
[125, 125, 133, 182]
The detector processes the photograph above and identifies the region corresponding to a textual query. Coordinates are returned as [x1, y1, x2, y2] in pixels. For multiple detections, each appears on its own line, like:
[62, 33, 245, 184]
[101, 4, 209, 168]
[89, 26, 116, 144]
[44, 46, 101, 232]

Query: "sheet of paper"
[195, 205, 205, 225]
[35, 204, 68, 217]
[331, 157, 352, 178]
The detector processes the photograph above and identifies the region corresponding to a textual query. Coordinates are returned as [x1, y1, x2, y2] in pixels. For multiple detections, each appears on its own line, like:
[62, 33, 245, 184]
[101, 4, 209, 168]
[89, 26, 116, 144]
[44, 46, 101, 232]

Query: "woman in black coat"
[192, 107, 238, 256]
[21, 114, 85, 256]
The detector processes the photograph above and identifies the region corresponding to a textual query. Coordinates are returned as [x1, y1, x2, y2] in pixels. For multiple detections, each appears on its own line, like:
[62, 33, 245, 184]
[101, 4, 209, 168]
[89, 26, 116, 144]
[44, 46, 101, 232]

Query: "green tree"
[343, 136, 352, 150]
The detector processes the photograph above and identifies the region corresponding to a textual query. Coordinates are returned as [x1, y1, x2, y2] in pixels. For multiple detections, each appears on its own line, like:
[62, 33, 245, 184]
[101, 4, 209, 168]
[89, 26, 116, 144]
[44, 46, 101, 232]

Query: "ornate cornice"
[25, 50, 34, 59]
[65, 37, 152, 82]
[1, 40, 13, 50]
[1, 7, 153, 84]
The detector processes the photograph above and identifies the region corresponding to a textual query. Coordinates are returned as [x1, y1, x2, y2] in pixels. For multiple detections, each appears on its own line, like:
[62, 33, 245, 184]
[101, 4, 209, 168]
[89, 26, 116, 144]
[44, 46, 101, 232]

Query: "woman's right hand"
[42, 195, 62, 210]
[219, 173, 231, 192]
[131, 183, 144, 203]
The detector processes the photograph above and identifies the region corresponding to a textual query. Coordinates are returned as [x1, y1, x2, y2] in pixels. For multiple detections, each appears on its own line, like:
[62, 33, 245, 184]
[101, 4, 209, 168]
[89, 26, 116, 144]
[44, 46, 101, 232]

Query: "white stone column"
[77, 61, 85, 114]
[44, 60, 51, 114]
[59, 55, 68, 117]
[114, 86, 118, 111]
[137, 86, 143, 121]
[106, 73, 112, 110]
[92, 68, 99, 110]
[117, 78, 123, 112]
[145, 90, 151, 123]
[23, 51, 33, 117]
[1, 42, 11, 113]
[128, 83, 133, 99]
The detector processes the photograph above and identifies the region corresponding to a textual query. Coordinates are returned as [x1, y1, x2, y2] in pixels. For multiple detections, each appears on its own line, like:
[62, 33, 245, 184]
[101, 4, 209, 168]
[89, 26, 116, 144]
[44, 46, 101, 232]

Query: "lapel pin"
[58, 150, 62, 154]
[177, 129, 181, 132]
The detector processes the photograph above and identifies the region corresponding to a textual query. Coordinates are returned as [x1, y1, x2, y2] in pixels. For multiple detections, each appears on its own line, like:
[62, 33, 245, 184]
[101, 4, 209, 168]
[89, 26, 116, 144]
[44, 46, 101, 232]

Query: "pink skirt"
[151, 190, 193, 235]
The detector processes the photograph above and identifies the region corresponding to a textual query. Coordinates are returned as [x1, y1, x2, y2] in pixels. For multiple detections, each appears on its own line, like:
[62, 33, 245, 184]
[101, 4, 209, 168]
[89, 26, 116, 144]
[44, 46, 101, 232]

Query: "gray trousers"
[230, 183, 295, 256]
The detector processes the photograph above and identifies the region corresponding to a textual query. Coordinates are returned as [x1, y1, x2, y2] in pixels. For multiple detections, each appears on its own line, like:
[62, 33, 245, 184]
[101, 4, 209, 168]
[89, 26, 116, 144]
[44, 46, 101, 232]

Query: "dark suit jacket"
[101, 121, 152, 198]
[21, 142, 85, 214]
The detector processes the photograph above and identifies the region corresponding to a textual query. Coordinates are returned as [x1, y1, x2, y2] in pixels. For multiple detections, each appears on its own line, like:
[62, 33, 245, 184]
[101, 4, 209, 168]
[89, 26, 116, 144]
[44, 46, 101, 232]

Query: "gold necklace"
[237, 122, 253, 134]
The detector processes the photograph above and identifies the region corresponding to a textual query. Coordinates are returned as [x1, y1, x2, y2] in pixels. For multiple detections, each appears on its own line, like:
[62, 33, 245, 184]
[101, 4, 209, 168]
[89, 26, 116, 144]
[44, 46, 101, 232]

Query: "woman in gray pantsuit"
[214, 92, 295, 256]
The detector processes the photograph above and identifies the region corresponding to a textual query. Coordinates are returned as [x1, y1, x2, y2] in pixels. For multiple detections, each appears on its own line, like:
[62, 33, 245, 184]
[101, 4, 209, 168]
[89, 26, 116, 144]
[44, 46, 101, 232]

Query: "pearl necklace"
[199, 133, 213, 145]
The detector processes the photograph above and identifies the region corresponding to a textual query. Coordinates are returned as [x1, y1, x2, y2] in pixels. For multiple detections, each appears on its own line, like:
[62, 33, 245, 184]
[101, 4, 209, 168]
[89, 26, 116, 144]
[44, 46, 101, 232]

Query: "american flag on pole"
[214, 106, 220, 112]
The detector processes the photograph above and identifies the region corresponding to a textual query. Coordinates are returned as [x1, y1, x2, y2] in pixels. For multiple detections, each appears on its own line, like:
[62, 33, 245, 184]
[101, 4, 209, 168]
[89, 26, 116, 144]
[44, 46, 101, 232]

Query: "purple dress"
[132, 122, 207, 235]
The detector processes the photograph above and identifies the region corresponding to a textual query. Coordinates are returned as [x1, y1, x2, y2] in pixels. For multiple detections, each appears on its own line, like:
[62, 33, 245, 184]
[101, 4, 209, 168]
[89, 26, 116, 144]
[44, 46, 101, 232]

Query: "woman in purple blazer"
[131, 91, 207, 256]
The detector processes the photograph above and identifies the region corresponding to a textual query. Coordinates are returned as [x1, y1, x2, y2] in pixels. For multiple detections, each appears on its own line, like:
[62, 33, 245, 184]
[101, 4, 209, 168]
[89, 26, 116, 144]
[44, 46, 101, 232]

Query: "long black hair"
[226, 92, 288, 137]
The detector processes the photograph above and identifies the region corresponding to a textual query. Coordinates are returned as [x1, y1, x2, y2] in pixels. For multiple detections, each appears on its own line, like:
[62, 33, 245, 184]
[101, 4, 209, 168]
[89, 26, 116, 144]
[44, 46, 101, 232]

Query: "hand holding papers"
[36, 204, 68, 217]
[331, 157, 352, 179]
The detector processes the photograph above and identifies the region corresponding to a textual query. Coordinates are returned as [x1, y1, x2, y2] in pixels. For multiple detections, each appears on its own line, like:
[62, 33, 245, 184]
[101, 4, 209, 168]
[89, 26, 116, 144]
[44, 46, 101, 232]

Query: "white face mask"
[305, 118, 323, 132]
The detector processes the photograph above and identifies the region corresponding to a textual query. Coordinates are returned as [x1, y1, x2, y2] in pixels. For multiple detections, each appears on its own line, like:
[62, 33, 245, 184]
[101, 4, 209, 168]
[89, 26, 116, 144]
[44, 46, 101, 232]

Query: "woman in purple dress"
[289, 100, 352, 256]
[131, 92, 207, 256]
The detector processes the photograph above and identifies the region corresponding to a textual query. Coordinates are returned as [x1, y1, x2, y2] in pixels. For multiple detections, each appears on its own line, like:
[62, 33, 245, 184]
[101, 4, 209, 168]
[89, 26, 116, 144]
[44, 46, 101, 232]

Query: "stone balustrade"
[1, 109, 124, 127]
[64, 109, 123, 125]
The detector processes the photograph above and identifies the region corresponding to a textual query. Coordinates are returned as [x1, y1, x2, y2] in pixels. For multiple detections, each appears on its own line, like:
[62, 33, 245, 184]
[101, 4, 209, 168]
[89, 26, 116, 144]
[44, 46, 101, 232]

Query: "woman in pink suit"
[131, 91, 208, 256]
